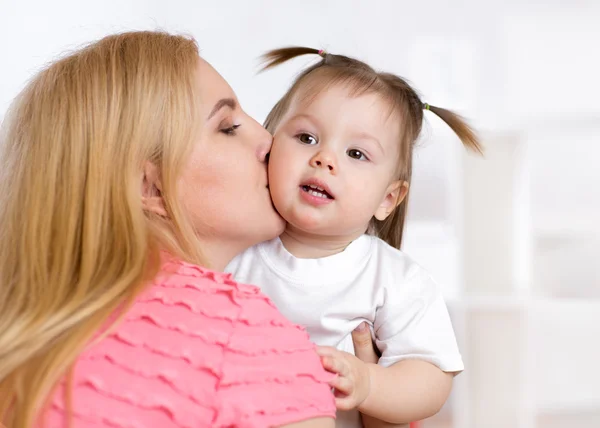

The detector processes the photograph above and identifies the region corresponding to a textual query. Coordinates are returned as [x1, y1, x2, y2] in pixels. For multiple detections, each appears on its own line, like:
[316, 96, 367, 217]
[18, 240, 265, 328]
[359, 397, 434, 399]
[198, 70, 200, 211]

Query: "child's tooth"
[309, 190, 326, 198]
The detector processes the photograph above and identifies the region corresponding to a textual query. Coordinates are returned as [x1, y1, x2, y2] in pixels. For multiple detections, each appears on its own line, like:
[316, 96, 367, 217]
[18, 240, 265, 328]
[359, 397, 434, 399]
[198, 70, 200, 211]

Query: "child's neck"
[279, 226, 362, 259]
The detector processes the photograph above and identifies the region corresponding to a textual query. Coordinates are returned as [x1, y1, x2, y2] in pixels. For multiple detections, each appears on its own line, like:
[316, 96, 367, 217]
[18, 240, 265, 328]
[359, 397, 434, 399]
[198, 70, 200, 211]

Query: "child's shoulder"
[367, 235, 434, 282]
[223, 238, 275, 275]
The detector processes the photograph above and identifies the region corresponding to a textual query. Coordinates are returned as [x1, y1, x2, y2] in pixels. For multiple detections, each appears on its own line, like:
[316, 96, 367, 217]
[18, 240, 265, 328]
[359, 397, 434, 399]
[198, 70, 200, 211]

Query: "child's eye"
[297, 133, 318, 145]
[220, 124, 241, 136]
[347, 149, 368, 161]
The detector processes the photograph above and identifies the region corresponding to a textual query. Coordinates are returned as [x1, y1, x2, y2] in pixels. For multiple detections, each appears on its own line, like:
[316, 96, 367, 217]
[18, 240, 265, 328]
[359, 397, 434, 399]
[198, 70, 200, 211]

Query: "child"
[226, 47, 482, 428]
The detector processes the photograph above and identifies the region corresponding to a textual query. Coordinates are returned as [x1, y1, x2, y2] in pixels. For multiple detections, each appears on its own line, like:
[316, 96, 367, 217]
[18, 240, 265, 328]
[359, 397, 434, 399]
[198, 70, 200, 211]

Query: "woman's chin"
[267, 201, 287, 235]
[254, 210, 286, 244]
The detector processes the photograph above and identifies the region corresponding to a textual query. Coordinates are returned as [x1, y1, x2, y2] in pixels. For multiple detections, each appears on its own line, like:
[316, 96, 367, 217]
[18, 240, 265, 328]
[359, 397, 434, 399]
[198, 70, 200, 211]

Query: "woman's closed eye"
[347, 149, 368, 161]
[220, 124, 241, 136]
[296, 133, 318, 145]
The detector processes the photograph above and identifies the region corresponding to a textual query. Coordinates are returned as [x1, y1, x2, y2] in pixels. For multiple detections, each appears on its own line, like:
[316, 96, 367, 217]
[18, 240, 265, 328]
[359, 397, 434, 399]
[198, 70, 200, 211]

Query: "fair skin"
[269, 85, 407, 259]
[144, 58, 285, 271]
[143, 58, 333, 428]
[350, 325, 409, 428]
[268, 84, 453, 424]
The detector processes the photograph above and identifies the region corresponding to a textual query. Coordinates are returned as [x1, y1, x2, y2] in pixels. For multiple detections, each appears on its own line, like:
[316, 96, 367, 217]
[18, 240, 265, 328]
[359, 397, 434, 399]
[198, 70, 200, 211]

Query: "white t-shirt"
[225, 234, 463, 428]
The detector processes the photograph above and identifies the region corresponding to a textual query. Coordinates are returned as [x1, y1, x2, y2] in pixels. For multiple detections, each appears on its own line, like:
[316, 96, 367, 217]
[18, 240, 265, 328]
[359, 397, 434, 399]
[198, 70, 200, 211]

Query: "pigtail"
[260, 47, 323, 71]
[260, 47, 330, 133]
[260, 46, 374, 73]
[424, 104, 483, 154]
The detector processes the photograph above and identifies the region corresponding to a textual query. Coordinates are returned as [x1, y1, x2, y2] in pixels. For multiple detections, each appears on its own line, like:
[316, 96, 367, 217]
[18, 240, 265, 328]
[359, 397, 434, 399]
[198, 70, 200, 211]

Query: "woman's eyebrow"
[207, 98, 237, 120]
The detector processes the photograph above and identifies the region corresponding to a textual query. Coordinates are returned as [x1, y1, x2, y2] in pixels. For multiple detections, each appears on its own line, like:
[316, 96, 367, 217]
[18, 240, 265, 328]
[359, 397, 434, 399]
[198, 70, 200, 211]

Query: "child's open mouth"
[301, 184, 334, 200]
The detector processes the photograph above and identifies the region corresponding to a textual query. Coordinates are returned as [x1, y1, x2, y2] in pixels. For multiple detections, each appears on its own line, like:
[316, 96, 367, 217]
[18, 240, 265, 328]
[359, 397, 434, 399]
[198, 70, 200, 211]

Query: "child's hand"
[316, 346, 371, 411]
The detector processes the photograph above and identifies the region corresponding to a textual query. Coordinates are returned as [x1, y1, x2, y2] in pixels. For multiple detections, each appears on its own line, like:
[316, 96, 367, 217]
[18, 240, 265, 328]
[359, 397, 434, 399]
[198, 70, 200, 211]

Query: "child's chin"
[286, 216, 329, 234]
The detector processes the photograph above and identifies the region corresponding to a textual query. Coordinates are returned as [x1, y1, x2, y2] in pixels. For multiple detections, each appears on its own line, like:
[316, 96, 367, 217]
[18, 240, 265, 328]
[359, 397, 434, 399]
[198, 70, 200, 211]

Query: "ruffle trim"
[44, 258, 335, 427]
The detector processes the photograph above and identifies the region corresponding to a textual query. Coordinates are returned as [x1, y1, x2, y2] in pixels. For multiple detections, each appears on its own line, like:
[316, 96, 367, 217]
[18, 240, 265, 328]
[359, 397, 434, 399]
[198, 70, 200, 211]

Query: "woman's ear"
[374, 180, 409, 221]
[141, 162, 168, 217]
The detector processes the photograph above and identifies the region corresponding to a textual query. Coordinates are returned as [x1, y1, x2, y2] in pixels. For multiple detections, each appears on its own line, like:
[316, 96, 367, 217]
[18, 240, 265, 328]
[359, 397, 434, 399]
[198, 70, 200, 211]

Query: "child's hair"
[261, 46, 482, 250]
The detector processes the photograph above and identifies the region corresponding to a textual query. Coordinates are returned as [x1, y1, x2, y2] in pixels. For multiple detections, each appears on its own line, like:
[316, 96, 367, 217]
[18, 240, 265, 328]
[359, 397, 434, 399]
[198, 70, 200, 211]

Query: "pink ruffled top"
[41, 257, 336, 427]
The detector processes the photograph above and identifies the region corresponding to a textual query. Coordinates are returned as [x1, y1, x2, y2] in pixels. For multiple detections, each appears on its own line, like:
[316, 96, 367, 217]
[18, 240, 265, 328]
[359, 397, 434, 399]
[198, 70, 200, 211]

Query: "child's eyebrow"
[352, 131, 385, 155]
[288, 113, 321, 128]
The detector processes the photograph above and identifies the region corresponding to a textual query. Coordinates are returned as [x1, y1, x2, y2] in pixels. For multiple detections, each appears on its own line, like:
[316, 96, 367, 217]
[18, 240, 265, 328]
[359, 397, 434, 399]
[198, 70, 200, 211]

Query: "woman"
[0, 31, 335, 427]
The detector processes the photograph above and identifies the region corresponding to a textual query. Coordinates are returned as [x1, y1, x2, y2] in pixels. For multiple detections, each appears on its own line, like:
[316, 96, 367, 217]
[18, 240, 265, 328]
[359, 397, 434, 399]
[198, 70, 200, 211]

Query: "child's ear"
[374, 180, 409, 221]
[141, 161, 168, 217]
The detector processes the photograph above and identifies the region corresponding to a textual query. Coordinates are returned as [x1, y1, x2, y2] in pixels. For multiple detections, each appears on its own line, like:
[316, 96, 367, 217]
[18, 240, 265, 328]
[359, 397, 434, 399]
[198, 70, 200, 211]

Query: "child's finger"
[315, 346, 337, 357]
[321, 355, 349, 377]
[320, 356, 337, 374]
[329, 373, 353, 395]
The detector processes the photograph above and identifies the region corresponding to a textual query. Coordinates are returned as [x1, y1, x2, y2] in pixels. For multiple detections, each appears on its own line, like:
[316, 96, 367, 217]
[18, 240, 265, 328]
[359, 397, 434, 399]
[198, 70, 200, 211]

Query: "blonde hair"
[0, 31, 205, 426]
[261, 47, 483, 249]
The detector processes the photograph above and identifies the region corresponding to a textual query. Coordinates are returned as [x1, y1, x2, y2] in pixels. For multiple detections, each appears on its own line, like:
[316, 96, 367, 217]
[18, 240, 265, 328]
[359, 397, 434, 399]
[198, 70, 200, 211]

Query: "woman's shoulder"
[150, 256, 305, 331]
[154, 256, 306, 328]
[158, 256, 262, 295]
[44, 257, 335, 427]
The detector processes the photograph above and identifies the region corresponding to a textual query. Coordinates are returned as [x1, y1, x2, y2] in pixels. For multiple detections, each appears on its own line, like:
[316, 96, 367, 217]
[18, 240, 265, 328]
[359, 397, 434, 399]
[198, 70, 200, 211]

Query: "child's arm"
[348, 326, 408, 428]
[349, 325, 432, 428]
[316, 347, 452, 424]
[361, 359, 453, 422]
[317, 265, 462, 424]
[361, 414, 409, 428]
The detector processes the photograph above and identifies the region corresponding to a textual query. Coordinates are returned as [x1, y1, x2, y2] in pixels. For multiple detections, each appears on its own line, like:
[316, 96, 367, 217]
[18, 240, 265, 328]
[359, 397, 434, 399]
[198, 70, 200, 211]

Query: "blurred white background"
[1, 1, 599, 427]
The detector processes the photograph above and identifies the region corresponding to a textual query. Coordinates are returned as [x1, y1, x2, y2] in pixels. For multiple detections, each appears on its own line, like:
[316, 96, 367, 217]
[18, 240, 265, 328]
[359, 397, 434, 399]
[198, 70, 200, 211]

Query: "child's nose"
[310, 151, 336, 173]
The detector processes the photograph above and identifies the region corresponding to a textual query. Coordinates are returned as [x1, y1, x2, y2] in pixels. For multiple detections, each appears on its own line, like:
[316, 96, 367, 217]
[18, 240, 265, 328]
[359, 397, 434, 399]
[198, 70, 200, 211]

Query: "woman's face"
[178, 58, 284, 266]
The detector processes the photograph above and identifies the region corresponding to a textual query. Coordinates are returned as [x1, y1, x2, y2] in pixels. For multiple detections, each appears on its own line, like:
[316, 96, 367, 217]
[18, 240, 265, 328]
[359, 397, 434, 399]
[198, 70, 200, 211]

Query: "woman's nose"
[253, 121, 273, 163]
